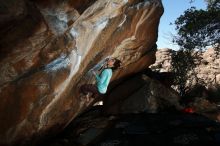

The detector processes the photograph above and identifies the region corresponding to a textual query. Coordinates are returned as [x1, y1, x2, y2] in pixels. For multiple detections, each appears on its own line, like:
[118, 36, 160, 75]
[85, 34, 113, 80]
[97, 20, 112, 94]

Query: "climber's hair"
[111, 58, 122, 71]
[99, 57, 122, 72]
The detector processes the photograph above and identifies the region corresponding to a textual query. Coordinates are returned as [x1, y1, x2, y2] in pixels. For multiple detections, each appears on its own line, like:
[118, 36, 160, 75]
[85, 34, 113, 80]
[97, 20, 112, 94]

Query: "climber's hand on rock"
[92, 70, 96, 75]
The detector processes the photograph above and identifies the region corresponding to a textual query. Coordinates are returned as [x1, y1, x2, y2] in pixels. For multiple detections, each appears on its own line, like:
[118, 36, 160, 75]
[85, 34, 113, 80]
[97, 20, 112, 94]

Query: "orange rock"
[0, 0, 163, 145]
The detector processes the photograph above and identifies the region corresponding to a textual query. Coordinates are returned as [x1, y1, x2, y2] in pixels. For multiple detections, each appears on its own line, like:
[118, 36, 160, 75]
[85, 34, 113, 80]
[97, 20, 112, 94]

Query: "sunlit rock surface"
[149, 48, 220, 102]
[0, 0, 163, 145]
[150, 48, 220, 87]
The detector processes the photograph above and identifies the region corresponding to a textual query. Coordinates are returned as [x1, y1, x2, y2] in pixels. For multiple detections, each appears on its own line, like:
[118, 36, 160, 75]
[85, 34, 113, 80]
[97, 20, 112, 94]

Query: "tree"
[171, 0, 220, 96]
[205, 0, 220, 9]
[174, 0, 220, 50]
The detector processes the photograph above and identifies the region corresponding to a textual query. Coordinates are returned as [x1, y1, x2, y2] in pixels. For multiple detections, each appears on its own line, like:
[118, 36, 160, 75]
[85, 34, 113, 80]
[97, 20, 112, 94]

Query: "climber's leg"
[80, 84, 99, 96]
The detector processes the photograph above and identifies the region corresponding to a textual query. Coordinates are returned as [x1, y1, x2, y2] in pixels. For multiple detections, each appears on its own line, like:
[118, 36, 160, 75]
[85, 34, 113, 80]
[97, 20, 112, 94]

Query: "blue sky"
[157, 0, 207, 50]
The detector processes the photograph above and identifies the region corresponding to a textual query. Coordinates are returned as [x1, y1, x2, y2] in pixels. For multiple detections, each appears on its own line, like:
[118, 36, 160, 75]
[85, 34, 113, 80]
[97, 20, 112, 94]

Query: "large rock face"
[0, 0, 163, 145]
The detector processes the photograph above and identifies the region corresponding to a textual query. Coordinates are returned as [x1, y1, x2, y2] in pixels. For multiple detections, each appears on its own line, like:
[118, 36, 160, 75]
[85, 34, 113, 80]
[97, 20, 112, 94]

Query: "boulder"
[103, 75, 182, 114]
[0, 0, 163, 145]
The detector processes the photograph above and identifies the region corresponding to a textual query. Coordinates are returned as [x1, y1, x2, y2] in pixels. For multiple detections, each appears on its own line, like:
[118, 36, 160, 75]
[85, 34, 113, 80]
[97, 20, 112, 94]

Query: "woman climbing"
[80, 57, 121, 100]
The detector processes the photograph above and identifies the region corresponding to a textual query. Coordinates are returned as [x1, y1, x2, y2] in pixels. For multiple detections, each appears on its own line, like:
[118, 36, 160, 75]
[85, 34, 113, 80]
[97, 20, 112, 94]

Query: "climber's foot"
[85, 93, 90, 102]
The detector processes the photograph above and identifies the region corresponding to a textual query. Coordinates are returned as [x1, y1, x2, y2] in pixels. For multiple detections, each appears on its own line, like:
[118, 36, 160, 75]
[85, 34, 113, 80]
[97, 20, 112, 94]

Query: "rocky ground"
[38, 106, 220, 146]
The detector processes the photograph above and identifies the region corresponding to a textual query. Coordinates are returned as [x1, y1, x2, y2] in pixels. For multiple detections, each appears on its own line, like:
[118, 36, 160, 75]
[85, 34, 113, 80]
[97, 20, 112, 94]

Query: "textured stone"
[150, 48, 220, 87]
[0, 0, 163, 145]
[149, 48, 220, 122]
[39, 107, 220, 146]
[103, 75, 182, 114]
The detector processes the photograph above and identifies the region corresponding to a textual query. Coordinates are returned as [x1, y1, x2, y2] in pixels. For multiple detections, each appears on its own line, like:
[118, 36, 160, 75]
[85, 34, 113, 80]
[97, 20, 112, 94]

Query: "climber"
[80, 57, 121, 100]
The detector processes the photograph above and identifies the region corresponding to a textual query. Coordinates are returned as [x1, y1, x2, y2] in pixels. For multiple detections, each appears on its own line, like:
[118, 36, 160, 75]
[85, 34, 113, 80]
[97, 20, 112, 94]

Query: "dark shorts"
[80, 84, 100, 95]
